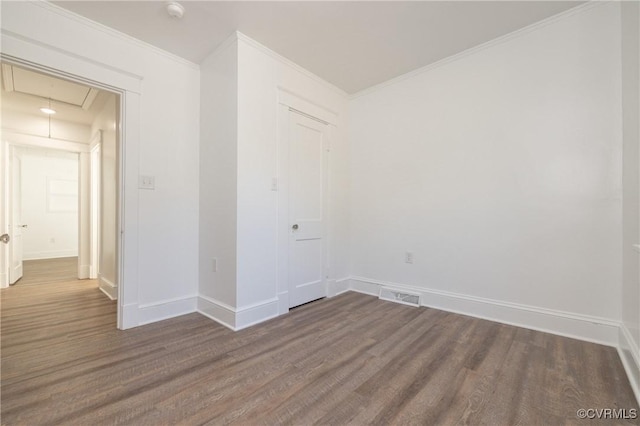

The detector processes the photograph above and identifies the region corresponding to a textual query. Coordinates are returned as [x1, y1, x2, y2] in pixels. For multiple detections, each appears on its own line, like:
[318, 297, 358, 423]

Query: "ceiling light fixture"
[40, 97, 56, 115]
[166, 2, 184, 19]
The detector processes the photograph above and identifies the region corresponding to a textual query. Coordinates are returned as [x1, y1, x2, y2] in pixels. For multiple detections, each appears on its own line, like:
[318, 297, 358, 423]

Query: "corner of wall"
[619, 324, 640, 405]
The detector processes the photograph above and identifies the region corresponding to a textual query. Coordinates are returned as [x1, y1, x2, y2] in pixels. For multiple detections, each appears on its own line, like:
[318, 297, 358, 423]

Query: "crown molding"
[235, 31, 349, 99]
[33, 0, 199, 70]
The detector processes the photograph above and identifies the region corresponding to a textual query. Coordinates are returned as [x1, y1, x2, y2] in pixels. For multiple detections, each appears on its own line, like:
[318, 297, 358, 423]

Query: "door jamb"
[0, 54, 128, 329]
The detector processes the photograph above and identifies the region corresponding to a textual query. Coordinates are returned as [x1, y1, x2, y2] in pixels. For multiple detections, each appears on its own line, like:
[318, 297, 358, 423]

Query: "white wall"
[348, 3, 623, 343]
[17, 146, 78, 260]
[198, 33, 349, 329]
[199, 37, 238, 315]
[237, 36, 350, 314]
[90, 94, 118, 298]
[1, 1, 200, 327]
[620, 0, 640, 401]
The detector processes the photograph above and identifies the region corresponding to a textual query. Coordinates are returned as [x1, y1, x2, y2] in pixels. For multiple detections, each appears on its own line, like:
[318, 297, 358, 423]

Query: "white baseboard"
[0, 271, 8, 289]
[618, 324, 640, 405]
[236, 298, 279, 330]
[98, 275, 117, 300]
[197, 295, 280, 331]
[23, 250, 78, 260]
[327, 277, 350, 297]
[277, 291, 289, 315]
[197, 295, 236, 330]
[137, 295, 197, 326]
[121, 303, 139, 330]
[348, 276, 620, 347]
[78, 264, 90, 279]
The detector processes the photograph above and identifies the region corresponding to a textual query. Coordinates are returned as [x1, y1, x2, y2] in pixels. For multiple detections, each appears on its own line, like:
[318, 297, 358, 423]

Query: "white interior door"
[9, 148, 23, 284]
[288, 110, 329, 308]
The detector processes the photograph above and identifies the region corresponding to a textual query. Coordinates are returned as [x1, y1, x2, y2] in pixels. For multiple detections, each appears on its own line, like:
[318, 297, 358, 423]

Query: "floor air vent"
[379, 287, 421, 307]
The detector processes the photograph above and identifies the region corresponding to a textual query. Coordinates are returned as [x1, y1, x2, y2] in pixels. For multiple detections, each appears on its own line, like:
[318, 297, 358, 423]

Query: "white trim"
[2, 63, 14, 91]
[0, 271, 8, 288]
[82, 88, 99, 110]
[236, 32, 347, 98]
[348, 276, 620, 347]
[351, 1, 604, 100]
[327, 277, 350, 297]
[31, 1, 198, 70]
[137, 295, 197, 326]
[23, 250, 78, 260]
[278, 87, 339, 126]
[200, 31, 238, 65]
[236, 297, 279, 312]
[0, 36, 142, 95]
[78, 263, 90, 279]
[121, 303, 138, 329]
[618, 324, 640, 405]
[196, 295, 281, 331]
[236, 298, 279, 331]
[197, 295, 236, 331]
[98, 275, 117, 300]
[277, 291, 289, 315]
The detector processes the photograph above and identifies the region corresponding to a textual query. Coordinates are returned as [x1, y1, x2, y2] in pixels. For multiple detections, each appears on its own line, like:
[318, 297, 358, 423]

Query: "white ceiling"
[52, 1, 583, 94]
[1, 64, 110, 125]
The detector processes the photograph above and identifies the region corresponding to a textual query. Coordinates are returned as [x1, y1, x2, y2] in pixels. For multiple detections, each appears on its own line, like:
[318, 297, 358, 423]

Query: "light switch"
[139, 175, 155, 190]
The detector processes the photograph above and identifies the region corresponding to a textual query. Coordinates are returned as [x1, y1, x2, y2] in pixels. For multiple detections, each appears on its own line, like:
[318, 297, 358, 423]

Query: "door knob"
[17, 224, 27, 228]
[0, 234, 9, 244]
[292, 224, 299, 230]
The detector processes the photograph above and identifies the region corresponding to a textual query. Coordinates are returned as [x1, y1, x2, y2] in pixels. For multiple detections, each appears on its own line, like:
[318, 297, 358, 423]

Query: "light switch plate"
[139, 175, 155, 190]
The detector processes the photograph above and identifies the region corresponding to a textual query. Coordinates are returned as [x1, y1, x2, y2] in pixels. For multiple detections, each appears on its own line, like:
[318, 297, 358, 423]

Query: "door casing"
[0, 48, 133, 329]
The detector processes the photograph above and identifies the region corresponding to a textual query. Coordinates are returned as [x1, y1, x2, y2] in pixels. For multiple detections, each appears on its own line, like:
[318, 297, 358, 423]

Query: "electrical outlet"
[212, 258, 217, 272]
[405, 251, 414, 264]
[271, 177, 278, 191]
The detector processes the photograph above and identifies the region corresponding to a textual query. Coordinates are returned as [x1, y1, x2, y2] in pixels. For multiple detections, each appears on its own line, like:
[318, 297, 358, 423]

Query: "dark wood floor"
[1, 259, 638, 425]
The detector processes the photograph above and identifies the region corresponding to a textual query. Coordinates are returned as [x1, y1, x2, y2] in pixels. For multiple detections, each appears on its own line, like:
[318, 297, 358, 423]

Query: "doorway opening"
[0, 63, 120, 307]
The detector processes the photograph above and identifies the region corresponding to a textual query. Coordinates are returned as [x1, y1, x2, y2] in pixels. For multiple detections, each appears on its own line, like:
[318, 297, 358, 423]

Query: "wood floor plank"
[2, 258, 638, 425]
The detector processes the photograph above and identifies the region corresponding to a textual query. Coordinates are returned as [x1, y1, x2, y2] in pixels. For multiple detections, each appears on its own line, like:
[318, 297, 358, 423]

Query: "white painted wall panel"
[199, 39, 238, 308]
[90, 95, 117, 290]
[349, 3, 623, 321]
[620, 0, 640, 398]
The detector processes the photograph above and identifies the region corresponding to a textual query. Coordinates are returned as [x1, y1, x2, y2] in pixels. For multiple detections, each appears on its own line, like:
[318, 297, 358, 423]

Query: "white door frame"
[90, 139, 102, 280]
[275, 88, 339, 314]
[8, 145, 24, 284]
[0, 38, 142, 329]
[0, 140, 8, 288]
